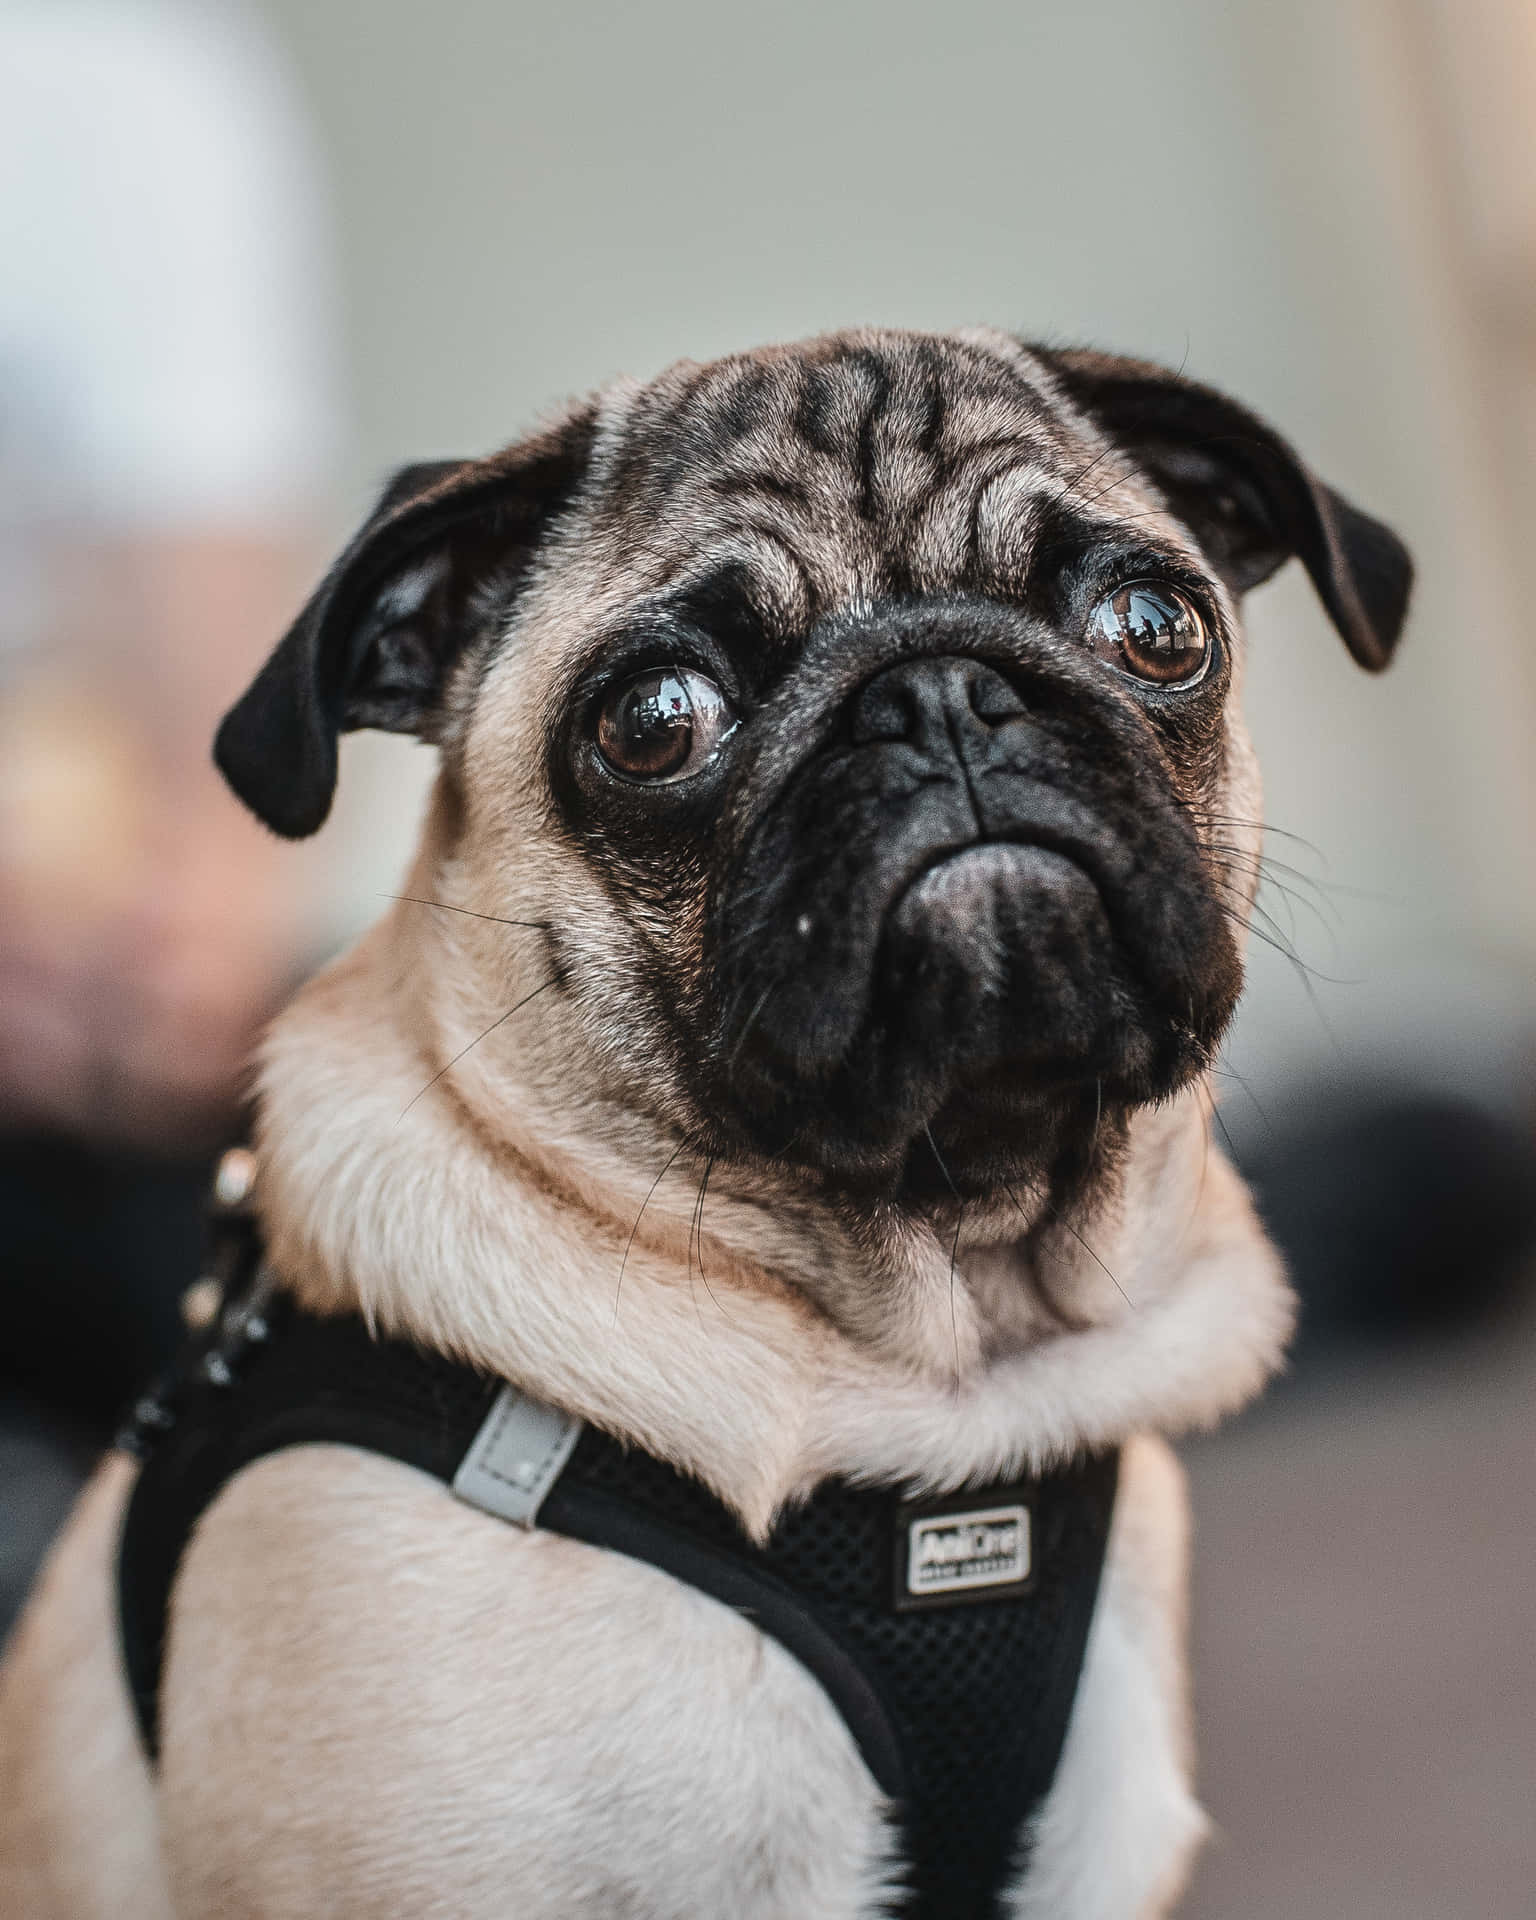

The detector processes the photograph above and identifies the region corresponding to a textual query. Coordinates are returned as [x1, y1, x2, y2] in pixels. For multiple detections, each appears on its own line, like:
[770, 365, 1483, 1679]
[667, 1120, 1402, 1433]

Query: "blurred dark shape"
[0, 1135, 219, 1640]
[0, 1399, 98, 1641]
[0, 1135, 219, 1433]
[1238, 1091, 1536, 1368]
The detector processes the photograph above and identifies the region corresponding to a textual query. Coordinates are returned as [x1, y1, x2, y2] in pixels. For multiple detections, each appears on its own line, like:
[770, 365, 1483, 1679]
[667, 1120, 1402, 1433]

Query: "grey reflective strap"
[451, 1384, 584, 1527]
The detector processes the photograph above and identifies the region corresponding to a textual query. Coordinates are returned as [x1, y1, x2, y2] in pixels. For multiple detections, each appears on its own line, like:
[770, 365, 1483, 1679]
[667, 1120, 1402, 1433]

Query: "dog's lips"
[880, 837, 1110, 1007]
[888, 839, 1100, 931]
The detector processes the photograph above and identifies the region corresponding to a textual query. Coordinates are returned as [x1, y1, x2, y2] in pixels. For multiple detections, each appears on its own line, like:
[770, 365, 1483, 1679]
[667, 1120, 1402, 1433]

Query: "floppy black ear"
[214, 402, 599, 837]
[1036, 348, 1412, 672]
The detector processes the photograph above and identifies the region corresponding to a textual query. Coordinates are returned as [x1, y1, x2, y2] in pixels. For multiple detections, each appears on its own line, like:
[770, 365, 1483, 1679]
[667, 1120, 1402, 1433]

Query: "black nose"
[848, 656, 1027, 750]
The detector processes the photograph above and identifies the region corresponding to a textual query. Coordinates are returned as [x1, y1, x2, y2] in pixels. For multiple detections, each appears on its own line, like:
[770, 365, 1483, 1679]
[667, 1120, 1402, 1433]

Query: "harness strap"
[119, 1275, 1117, 1919]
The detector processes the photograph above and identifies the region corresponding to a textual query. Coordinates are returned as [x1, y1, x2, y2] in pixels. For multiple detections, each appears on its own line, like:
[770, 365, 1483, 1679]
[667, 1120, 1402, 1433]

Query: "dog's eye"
[1087, 582, 1210, 686]
[595, 667, 737, 782]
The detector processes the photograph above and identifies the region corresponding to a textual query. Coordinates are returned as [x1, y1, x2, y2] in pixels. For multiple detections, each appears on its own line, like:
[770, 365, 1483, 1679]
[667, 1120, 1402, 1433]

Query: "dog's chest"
[126, 1302, 1115, 1918]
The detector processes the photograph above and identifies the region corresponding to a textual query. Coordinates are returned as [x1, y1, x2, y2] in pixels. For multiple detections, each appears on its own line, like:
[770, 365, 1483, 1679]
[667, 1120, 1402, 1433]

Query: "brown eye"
[595, 667, 737, 782]
[1087, 582, 1211, 686]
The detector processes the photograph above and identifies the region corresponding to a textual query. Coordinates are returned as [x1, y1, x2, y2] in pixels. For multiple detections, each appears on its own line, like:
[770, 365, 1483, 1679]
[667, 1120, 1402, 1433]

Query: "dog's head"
[220, 330, 1409, 1217]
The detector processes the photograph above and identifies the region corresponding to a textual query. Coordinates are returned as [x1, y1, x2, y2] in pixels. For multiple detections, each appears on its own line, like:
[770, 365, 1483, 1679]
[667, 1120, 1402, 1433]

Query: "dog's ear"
[1036, 348, 1412, 671]
[215, 401, 599, 837]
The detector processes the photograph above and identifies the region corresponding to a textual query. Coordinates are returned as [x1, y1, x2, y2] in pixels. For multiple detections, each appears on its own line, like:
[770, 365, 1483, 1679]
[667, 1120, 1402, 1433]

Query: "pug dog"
[0, 328, 1409, 1920]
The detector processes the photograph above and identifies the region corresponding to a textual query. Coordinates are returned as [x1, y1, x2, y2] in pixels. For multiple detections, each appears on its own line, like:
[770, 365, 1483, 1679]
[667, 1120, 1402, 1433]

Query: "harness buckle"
[452, 1384, 584, 1527]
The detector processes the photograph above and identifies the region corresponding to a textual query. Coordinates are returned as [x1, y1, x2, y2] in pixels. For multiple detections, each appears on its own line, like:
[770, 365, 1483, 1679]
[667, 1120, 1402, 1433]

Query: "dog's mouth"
[708, 811, 1229, 1193]
[700, 629, 1241, 1195]
[886, 839, 1103, 958]
[880, 841, 1123, 1201]
[891, 836, 1099, 912]
[874, 838, 1120, 1083]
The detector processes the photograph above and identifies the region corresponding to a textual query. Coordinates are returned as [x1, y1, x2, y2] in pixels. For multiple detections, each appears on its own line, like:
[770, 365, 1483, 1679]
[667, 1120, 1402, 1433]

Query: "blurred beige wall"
[256, 0, 1536, 1104]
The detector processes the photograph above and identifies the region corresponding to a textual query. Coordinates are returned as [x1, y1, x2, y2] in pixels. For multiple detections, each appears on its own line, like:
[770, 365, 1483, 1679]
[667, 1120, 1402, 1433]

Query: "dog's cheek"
[461, 660, 727, 1123]
[1133, 642, 1257, 1046]
[528, 842, 725, 1122]
[1190, 687, 1266, 963]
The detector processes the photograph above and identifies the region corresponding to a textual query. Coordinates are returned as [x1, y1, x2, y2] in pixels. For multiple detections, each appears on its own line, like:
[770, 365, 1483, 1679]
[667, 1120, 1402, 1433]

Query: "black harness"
[118, 1223, 1117, 1920]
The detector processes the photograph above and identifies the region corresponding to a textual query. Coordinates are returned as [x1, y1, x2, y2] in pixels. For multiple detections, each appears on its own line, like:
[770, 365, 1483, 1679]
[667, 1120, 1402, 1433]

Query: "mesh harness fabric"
[118, 1277, 1118, 1919]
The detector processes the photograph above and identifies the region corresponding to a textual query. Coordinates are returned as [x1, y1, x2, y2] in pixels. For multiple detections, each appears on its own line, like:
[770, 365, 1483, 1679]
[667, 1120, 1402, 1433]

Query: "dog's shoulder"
[159, 1443, 899, 1918]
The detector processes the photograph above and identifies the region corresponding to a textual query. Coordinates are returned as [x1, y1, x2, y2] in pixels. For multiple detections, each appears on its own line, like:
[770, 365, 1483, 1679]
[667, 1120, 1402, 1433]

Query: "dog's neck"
[255, 890, 1291, 1537]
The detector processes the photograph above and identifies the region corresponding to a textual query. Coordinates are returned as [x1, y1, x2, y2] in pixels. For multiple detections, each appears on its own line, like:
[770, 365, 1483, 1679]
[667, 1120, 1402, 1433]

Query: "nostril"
[849, 677, 921, 746]
[848, 655, 1027, 747]
[965, 662, 1027, 725]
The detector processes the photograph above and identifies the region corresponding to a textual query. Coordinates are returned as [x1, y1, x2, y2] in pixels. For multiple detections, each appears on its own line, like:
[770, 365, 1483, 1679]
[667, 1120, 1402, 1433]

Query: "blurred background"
[2, 0, 1533, 1911]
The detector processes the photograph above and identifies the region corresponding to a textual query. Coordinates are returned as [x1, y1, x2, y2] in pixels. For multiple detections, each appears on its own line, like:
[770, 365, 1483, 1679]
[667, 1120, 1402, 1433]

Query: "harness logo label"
[905, 1502, 1030, 1600]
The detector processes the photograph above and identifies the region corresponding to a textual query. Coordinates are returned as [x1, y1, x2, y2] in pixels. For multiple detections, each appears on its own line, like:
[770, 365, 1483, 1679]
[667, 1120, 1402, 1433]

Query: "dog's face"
[220, 330, 1408, 1219]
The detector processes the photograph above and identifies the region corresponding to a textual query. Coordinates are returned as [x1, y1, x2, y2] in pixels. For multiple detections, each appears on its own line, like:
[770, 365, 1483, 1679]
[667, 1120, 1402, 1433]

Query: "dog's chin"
[711, 840, 1210, 1201]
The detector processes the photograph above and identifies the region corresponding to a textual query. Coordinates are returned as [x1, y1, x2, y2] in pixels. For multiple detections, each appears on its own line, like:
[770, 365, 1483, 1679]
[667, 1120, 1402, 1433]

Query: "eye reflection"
[1087, 582, 1210, 686]
[595, 666, 736, 781]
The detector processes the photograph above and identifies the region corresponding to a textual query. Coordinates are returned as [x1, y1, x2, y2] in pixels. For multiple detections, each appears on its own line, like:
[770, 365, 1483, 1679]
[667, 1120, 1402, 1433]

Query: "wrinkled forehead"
[581, 330, 1165, 630]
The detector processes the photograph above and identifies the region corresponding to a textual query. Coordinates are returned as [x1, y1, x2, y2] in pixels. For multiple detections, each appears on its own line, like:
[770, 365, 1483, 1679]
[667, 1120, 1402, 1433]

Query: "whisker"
[1204, 881, 1357, 988]
[1202, 1083, 1242, 1163]
[921, 1122, 964, 1398]
[614, 1140, 686, 1324]
[1191, 813, 1331, 865]
[1070, 464, 1141, 513]
[1253, 869, 1345, 943]
[1211, 882, 1312, 963]
[714, 910, 793, 963]
[1206, 844, 1346, 943]
[726, 983, 778, 1071]
[1002, 1176, 1133, 1309]
[684, 1158, 710, 1332]
[386, 893, 550, 932]
[1259, 875, 1343, 950]
[1207, 1059, 1271, 1133]
[1193, 1083, 1215, 1215]
[398, 979, 556, 1119]
[1046, 442, 1124, 510]
[947, 1208, 964, 1401]
[1229, 846, 1353, 899]
[706, 850, 827, 929]
[692, 1155, 736, 1323]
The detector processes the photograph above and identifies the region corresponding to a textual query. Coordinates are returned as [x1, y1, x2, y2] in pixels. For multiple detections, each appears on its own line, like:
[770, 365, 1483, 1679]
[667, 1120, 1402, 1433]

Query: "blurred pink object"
[0, 1, 340, 1147]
